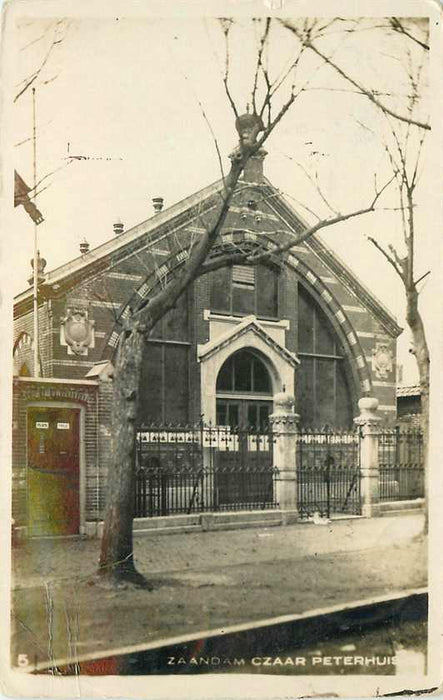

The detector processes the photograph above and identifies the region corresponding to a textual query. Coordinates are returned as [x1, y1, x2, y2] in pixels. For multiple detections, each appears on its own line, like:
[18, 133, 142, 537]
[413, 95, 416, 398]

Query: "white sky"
[5, 10, 439, 385]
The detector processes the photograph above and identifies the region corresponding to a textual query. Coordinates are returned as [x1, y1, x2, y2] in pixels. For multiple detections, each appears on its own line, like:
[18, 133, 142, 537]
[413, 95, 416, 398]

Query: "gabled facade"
[12, 141, 402, 536]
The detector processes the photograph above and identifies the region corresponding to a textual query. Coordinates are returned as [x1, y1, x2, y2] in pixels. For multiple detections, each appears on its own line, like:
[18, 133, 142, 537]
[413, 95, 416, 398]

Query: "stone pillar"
[354, 397, 382, 517]
[270, 392, 299, 524]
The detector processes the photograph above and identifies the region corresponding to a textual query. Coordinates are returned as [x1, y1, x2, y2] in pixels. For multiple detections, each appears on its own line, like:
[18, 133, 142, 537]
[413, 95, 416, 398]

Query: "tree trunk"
[98, 323, 149, 585]
[406, 289, 430, 533]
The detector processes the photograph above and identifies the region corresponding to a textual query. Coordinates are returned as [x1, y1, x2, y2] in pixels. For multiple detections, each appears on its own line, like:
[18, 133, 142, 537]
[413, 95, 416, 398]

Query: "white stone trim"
[203, 309, 290, 330]
[306, 271, 317, 285]
[137, 283, 149, 298]
[377, 405, 397, 412]
[356, 355, 365, 369]
[16, 377, 98, 386]
[198, 316, 297, 365]
[357, 331, 390, 340]
[372, 381, 397, 388]
[68, 299, 121, 310]
[198, 319, 297, 423]
[346, 332, 358, 346]
[343, 305, 366, 313]
[321, 276, 338, 284]
[108, 331, 119, 347]
[106, 272, 144, 282]
[149, 248, 170, 255]
[52, 359, 95, 367]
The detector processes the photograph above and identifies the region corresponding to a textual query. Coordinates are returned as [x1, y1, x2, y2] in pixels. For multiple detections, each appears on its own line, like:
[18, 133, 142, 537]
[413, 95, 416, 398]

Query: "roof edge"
[14, 177, 225, 305]
[263, 178, 403, 338]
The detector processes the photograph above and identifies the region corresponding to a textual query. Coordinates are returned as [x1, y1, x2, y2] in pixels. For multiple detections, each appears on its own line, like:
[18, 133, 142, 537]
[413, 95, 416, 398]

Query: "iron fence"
[135, 423, 279, 517]
[296, 427, 361, 519]
[134, 422, 425, 520]
[378, 427, 424, 501]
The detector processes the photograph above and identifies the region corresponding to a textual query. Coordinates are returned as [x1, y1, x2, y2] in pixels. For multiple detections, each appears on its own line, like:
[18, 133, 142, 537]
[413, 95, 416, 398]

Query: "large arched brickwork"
[100, 232, 372, 406]
[286, 254, 372, 399]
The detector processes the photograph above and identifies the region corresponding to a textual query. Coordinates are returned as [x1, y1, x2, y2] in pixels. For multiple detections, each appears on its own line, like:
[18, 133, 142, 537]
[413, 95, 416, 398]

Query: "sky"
[4, 7, 439, 385]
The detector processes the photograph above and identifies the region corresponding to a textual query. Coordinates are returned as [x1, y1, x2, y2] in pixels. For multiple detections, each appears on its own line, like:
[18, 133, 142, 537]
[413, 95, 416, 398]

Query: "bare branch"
[220, 18, 239, 121]
[281, 20, 431, 131]
[15, 20, 67, 102]
[389, 18, 429, 52]
[367, 236, 405, 281]
[294, 160, 339, 216]
[251, 18, 271, 115]
[248, 177, 394, 265]
[414, 270, 430, 286]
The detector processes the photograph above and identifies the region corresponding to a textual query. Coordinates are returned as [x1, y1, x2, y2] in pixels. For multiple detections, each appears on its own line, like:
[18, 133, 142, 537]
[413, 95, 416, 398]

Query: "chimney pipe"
[113, 218, 124, 236]
[152, 197, 164, 214]
[79, 239, 90, 254]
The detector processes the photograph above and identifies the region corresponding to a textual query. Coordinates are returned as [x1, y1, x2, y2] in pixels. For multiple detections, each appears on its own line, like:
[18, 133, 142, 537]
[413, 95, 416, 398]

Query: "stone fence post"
[270, 392, 299, 525]
[354, 397, 381, 517]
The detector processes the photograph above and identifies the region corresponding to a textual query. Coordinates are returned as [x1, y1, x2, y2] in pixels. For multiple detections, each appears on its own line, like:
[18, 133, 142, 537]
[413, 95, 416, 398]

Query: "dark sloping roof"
[13, 172, 402, 337]
[261, 179, 402, 337]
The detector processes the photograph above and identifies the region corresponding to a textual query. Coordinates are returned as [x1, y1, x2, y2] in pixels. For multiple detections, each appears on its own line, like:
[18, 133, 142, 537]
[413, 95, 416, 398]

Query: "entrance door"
[216, 399, 272, 430]
[215, 399, 274, 508]
[27, 407, 80, 536]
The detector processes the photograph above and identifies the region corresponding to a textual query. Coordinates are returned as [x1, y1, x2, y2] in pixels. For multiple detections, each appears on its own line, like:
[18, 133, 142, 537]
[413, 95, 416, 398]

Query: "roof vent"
[152, 197, 164, 214]
[113, 218, 124, 236]
[79, 239, 90, 254]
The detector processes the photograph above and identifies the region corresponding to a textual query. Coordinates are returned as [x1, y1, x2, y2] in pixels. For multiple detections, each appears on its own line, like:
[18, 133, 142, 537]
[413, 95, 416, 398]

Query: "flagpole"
[32, 87, 39, 378]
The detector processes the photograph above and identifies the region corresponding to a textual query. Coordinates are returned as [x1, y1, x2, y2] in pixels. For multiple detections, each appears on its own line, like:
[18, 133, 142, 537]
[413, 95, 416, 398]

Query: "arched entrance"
[213, 348, 276, 509]
[216, 349, 273, 429]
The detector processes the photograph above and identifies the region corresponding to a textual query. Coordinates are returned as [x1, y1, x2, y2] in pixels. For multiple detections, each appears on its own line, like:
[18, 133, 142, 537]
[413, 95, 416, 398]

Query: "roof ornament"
[234, 111, 264, 147]
[152, 197, 164, 214]
[79, 239, 90, 254]
[27, 251, 46, 286]
[113, 218, 124, 236]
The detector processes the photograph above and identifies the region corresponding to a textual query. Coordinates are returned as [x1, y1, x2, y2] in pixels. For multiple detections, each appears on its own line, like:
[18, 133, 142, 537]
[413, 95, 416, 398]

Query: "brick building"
[12, 137, 402, 537]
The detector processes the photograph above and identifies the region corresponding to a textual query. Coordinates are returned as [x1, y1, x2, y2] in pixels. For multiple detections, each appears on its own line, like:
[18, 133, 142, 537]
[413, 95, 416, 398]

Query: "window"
[210, 264, 278, 319]
[138, 343, 189, 423]
[216, 350, 271, 394]
[297, 285, 354, 428]
[216, 350, 273, 430]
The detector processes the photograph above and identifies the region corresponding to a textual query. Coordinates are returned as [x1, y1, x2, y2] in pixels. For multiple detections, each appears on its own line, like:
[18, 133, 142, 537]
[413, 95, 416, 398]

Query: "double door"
[27, 407, 80, 536]
[215, 398, 274, 508]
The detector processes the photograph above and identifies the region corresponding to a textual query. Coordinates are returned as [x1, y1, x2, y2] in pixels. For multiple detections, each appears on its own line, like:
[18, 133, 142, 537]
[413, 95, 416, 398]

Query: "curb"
[28, 587, 427, 674]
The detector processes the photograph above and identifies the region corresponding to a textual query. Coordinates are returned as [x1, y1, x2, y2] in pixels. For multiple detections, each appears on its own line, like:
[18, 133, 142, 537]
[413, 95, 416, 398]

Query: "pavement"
[10, 513, 427, 671]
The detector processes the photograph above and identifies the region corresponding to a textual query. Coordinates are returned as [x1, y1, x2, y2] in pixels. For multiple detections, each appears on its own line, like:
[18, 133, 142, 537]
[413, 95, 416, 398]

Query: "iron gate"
[134, 424, 279, 517]
[296, 427, 361, 518]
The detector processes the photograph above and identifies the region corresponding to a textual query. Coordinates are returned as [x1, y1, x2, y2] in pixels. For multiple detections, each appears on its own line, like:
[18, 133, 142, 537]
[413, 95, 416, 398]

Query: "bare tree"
[97, 18, 395, 587]
[366, 56, 430, 525]
[281, 17, 431, 529]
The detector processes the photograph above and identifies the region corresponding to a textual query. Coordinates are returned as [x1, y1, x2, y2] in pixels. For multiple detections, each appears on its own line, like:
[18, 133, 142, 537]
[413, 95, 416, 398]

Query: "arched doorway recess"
[215, 349, 273, 430]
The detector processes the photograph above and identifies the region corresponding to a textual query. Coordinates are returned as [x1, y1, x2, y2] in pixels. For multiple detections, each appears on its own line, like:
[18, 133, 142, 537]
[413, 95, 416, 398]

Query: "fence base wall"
[84, 508, 344, 538]
[378, 498, 425, 517]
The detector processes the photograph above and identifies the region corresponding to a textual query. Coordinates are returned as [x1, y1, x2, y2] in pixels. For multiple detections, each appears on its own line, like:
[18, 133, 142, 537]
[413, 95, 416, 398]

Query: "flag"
[14, 170, 44, 224]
